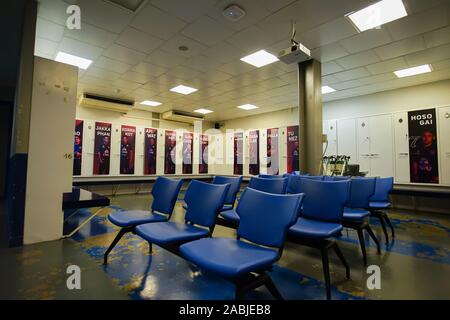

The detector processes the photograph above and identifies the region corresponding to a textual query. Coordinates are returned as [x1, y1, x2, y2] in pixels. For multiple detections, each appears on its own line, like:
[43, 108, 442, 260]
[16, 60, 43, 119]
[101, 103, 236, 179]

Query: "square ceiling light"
[194, 108, 214, 114]
[140, 100, 162, 106]
[346, 0, 407, 32]
[55, 52, 92, 70]
[237, 104, 259, 110]
[170, 85, 198, 95]
[240, 50, 279, 68]
[394, 64, 432, 78]
[322, 86, 336, 94]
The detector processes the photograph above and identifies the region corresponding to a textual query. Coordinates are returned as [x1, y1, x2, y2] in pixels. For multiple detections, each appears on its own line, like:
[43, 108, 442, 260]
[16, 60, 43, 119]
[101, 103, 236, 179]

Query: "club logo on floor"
[66, 265, 81, 290]
[366, 265, 381, 290]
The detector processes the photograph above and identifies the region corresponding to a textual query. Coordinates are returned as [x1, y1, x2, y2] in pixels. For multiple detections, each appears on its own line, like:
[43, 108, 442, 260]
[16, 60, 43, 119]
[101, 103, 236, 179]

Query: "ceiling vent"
[223, 4, 246, 21]
[162, 110, 204, 124]
[79, 93, 134, 113]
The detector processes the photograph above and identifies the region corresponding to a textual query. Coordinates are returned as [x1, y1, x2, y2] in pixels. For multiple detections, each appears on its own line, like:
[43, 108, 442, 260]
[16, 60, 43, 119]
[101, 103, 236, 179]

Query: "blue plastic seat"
[258, 174, 281, 179]
[104, 177, 183, 264]
[180, 187, 303, 300]
[287, 179, 351, 300]
[136, 180, 229, 249]
[220, 209, 240, 224]
[342, 208, 370, 221]
[248, 176, 287, 194]
[369, 177, 394, 243]
[332, 176, 351, 181]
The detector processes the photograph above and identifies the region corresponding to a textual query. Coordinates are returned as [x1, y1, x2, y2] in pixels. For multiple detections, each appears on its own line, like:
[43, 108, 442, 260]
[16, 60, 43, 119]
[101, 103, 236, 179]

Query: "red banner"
[234, 132, 243, 175]
[199, 134, 208, 174]
[165, 130, 176, 174]
[182, 132, 193, 174]
[144, 128, 157, 175]
[267, 128, 279, 175]
[287, 125, 300, 173]
[248, 130, 260, 175]
[120, 125, 136, 174]
[93, 122, 111, 175]
[73, 119, 83, 176]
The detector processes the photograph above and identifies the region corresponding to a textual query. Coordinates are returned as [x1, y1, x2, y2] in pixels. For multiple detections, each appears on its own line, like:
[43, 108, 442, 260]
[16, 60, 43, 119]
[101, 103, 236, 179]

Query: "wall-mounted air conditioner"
[78, 93, 134, 113]
[162, 110, 204, 124]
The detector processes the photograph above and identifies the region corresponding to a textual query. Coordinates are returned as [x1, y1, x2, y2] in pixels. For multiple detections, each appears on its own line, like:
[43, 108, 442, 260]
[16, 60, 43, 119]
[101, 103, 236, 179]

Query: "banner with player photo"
[182, 132, 193, 174]
[93, 122, 111, 175]
[73, 119, 83, 176]
[199, 134, 208, 174]
[287, 125, 300, 173]
[234, 132, 243, 175]
[165, 130, 177, 174]
[408, 108, 439, 184]
[248, 130, 260, 175]
[144, 128, 157, 175]
[120, 125, 136, 174]
[267, 128, 279, 175]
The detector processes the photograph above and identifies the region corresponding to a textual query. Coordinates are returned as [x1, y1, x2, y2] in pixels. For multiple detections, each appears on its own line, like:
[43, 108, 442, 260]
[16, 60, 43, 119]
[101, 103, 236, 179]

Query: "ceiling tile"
[131, 62, 167, 77]
[339, 28, 393, 54]
[181, 16, 234, 46]
[387, 5, 448, 41]
[404, 43, 450, 66]
[333, 67, 371, 81]
[322, 61, 345, 75]
[182, 55, 224, 73]
[431, 58, 450, 70]
[374, 35, 426, 61]
[145, 49, 186, 68]
[58, 37, 104, 60]
[112, 79, 142, 91]
[120, 70, 155, 84]
[226, 26, 276, 54]
[84, 66, 121, 80]
[332, 73, 397, 90]
[103, 44, 147, 64]
[366, 57, 409, 75]
[216, 60, 255, 76]
[130, 3, 186, 40]
[322, 75, 341, 85]
[403, 0, 449, 14]
[36, 18, 65, 42]
[424, 26, 450, 48]
[201, 70, 233, 83]
[116, 27, 164, 53]
[169, 66, 203, 81]
[94, 56, 132, 73]
[35, 37, 59, 58]
[64, 22, 118, 49]
[159, 35, 207, 58]
[37, 0, 69, 26]
[336, 50, 380, 69]
[203, 42, 246, 64]
[311, 43, 349, 63]
[151, 0, 218, 23]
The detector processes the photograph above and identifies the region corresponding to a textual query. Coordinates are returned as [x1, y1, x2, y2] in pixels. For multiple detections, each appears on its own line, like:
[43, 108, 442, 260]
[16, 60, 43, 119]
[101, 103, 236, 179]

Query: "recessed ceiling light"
[240, 50, 279, 68]
[170, 85, 198, 95]
[55, 51, 92, 70]
[237, 104, 259, 110]
[194, 108, 213, 114]
[394, 64, 432, 78]
[346, 0, 407, 32]
[140, 100, 162, 107]
[322, 86, 336, 94]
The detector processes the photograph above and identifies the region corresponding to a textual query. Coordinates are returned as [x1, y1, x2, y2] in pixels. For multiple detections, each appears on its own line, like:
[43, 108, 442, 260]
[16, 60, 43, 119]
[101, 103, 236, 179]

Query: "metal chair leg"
[356, 228, 367, 265]
[365, 225, 381, 254]
[333, 243, 350, 279]
[148, 242, 153, 254]
[104, 228, 128, 265]
[378, 214, 390, 244]
[383, 213, 395, 238]
[264, 274, 283, 300]
[320, 247, 331, 300]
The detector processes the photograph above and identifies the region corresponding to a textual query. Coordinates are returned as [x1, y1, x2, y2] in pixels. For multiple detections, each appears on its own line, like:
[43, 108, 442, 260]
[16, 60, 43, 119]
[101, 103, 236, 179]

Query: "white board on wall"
[393, 112, 410, 183]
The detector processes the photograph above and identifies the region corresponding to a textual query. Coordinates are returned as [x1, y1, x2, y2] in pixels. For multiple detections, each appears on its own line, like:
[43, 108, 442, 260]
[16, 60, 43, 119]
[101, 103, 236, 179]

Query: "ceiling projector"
[278, 43, 312, 64]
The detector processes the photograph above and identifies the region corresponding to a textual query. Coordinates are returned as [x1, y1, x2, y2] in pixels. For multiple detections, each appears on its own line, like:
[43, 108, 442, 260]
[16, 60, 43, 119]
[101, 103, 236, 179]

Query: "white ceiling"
[35, 0, 450, 122]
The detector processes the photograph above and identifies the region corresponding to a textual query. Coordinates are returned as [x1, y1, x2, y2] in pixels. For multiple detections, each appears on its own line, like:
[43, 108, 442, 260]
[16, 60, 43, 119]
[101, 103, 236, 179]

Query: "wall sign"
[182, 132, 193, 174]
[233, 132, 243, 175]
[408, 108, 439, 184]
[93, 122, 111, 175]
[248, 130, 260, 175]
[287, 125, 300, 174]
[144, 128, 157, 175]
[73, 119, 83, 176]
[164, 130, 176, 174]
[267, 128, 279, 175]
[120, 125, 136, 174]
[199, 134, 208, 174]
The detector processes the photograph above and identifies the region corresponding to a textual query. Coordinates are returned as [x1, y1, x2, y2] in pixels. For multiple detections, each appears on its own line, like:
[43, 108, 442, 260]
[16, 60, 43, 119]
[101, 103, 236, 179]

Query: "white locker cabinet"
[337, 118, 357, 164]
[110, 123, 121, 176]
[438, 106, 450, 185]
[24, 57, 78, 244]
[82, 119, 94, 176]
[357, 114, 394, 178]
[259, 130, 268, 175]
[135, 126, 145, 176]
[279, 127, 287, 175]
[157, 129, 164, 175]
[393, 112, 410, 183]
[323, 120, 337, 156]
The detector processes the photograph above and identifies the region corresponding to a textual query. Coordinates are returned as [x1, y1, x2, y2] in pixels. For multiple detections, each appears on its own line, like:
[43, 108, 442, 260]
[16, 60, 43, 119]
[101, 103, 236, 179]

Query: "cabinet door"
[393, 112, 410, 182]
[323, 120, 337, 156]
[369, 114, 394, 178]
[357, 117, 371, 174]
[337, 118, 357, 164]
[135, 126, 145, 176]
[438, 106, 450, 185]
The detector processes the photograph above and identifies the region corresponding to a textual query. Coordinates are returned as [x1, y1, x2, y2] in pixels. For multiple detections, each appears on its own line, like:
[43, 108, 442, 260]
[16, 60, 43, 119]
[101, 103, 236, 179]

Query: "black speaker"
[214, 123, 221, 129]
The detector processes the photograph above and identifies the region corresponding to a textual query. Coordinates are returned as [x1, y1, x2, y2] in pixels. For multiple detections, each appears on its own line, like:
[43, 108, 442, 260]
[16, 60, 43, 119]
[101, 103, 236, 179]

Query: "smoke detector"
[223, 4, 246, 21]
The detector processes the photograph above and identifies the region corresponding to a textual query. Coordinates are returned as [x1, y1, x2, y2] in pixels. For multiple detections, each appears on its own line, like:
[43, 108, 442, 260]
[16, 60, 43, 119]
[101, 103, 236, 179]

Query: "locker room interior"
[1, 0, 450, 303]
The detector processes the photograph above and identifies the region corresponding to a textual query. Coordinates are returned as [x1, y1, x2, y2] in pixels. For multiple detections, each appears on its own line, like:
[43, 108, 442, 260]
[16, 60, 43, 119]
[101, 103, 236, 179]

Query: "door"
[438, 106, 450, 185]
[357, 117, 371, 174]
[393, 112, 410, 182]
[337, 118, 357, 164]
[369, 114, 394, 178]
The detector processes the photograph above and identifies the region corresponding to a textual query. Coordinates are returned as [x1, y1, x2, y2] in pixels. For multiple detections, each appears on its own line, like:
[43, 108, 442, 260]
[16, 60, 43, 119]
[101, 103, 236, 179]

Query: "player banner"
[144, 128, 157, 175]
[248, 130, 260, 175]
[267, 128, 279, 175]
[182, 132, 193, 174]
[93, 122, 111, 175]
[73, 119, 83, 176]
[165, 130, 176, 174]
[287, 125, 300, 173]
[408, 109, 439, 184]
[234, 132, 243, 175]
[120, 125, 136, 174]
[199, 134, 208, 174]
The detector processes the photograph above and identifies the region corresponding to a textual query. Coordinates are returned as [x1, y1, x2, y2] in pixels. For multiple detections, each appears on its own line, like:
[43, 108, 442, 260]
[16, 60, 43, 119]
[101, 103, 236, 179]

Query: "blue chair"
[323, 176, 334, 181]
[369, 177, 394, 244]
[135, 180, 229, 253]
[342, 178, 381, 265]
[259, 174, 280, 179]
[219, 177, 288, 226]
[333, 176, 351, 181]
[287, 179, 351, 300]
[302, 175, 324, 181]
[180, 188, 303, 300]
[104, 177, 183, 264]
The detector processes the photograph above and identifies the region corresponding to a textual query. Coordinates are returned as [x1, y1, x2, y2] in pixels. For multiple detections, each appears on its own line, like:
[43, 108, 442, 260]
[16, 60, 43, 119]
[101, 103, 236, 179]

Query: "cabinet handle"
[361, 154, 370, 156]
[399, 152, 409, 156]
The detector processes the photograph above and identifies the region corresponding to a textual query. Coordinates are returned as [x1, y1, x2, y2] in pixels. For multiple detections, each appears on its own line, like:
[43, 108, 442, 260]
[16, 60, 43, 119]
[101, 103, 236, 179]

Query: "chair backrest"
[333, 176, 351, 181]
[370, 177, 394, 202]
[248, 177, 287, 194]
[151, 177, 183, 216]
[323, 176, 334, 181]
[258, 174, 280, 179]
[184, 180, 230, 228]
[286, 175, 303, 194]
[302, 175, 324, 181]
[212, 175, 242, 206]
[301, 179, 350, 222]
[347, 177, 376, 209]
[236, 188, 303, 248]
